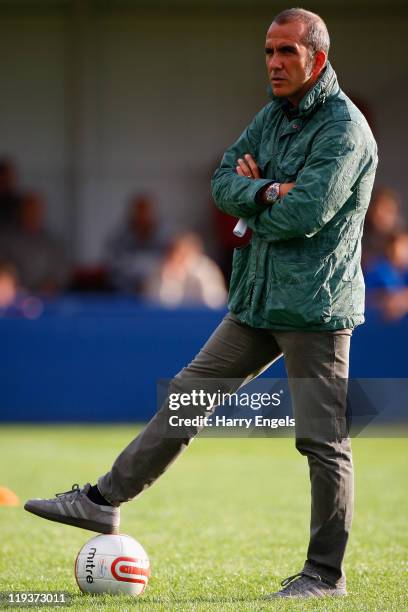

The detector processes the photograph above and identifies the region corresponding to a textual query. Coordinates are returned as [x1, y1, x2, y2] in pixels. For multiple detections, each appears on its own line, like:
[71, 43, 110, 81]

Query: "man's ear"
[313, 50, 327, 77]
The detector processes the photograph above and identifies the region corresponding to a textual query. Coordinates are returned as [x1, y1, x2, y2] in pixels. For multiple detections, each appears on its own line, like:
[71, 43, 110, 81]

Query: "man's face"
[265, 20, 319, 106]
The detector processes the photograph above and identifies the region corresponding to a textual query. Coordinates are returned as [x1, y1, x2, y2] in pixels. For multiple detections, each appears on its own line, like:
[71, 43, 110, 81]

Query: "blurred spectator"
[0, 262, 18, 310]
[0, 158, 20, 227]
[365, 232, 408, 321]
[145, 232, 227, 309]
[0, 192, 69, 294]
[362, 187, 404, 268]
[0, 260, 43, 319]
[105, 193, 170, 293]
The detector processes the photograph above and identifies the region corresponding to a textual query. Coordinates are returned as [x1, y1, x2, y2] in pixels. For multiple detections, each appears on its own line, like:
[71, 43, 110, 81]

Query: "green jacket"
[211, 63, 378, 331]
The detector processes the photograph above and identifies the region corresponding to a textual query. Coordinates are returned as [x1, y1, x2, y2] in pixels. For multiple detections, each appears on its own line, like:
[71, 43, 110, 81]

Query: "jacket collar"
[268, 61, 339, 118]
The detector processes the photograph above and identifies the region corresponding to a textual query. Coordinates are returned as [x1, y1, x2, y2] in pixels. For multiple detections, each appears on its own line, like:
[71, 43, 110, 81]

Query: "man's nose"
[267, 54, 283, 71]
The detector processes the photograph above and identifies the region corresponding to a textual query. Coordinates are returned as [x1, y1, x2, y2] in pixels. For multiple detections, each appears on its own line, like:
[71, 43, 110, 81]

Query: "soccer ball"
[74, 534, 150, 596]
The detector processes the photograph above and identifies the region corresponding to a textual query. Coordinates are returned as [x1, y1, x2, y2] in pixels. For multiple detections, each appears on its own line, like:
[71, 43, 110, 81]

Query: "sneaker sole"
[24, 502, 119, 535]
[264, 591, 347, 599]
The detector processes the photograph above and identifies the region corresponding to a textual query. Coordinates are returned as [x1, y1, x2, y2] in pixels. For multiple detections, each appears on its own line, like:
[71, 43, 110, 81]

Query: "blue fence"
[1, 297, 407, 422]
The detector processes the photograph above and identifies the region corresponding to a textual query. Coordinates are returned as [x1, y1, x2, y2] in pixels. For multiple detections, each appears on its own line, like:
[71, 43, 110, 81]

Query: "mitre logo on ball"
[75, 534, 150, 596]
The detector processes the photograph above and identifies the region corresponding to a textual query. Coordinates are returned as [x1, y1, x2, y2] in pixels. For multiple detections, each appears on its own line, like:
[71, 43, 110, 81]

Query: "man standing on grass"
[25, 8, 377, 599]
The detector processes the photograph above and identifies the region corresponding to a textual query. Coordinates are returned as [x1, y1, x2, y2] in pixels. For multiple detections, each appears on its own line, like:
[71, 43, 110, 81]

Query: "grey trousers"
[98, 313, 353, 587]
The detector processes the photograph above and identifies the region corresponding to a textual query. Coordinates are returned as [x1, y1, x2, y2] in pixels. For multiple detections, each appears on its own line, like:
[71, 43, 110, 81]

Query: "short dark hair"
[273, 8, 330, 58]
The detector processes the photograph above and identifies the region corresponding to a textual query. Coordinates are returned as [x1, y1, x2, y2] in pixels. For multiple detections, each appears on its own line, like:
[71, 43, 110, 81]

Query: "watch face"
[266, 184, 279, 202]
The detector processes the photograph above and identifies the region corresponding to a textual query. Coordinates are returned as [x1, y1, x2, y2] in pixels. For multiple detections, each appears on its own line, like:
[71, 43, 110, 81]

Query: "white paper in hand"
[233, 218, 248, 237]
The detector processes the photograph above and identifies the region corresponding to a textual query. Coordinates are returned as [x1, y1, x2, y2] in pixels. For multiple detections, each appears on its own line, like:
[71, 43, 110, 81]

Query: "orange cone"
[0, 486, 20, 506]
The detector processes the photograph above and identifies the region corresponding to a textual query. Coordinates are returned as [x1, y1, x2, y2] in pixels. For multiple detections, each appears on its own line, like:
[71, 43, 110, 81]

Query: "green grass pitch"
[0, 426, 407, 611]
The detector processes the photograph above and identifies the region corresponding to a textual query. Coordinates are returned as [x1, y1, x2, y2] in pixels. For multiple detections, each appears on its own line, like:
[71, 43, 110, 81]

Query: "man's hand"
[235, 153, 295, 201]
[236, 153, 261, 179]
[279, 182, 295, 198]
[379, 289, 408, 321]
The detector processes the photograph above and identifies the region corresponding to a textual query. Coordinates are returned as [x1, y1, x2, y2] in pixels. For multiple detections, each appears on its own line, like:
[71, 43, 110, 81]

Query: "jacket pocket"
[265, 260, 332, 325]
[228, 243, 251, 311]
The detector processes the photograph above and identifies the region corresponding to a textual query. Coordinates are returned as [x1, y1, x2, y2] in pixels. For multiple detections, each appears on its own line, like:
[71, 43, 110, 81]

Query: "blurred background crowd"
[0, 156, 229, 313]
[1, 155, 407, 321]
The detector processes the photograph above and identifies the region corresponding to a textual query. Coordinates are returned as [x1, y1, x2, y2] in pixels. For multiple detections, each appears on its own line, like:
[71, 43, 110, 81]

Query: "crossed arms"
[211, 110, 372, 242]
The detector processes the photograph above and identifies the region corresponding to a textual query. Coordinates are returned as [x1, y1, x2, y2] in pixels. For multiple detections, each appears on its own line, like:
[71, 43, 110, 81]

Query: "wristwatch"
[263, 182, 281, 204]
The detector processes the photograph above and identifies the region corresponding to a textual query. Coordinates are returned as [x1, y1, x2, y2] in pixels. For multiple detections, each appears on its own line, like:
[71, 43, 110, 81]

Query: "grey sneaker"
[264, 571, 347, 599]
[24, 484, 120, 534]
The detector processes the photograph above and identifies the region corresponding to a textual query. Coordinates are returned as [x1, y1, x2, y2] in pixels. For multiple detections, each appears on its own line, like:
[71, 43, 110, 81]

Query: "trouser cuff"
[97, 474, 121, 507]
[302, 561, 345, 589]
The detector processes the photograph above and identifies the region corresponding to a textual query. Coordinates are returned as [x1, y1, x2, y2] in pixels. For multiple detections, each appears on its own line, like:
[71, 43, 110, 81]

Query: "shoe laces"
[280, 571, 322, 591]
[56, 483, 81, 500]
